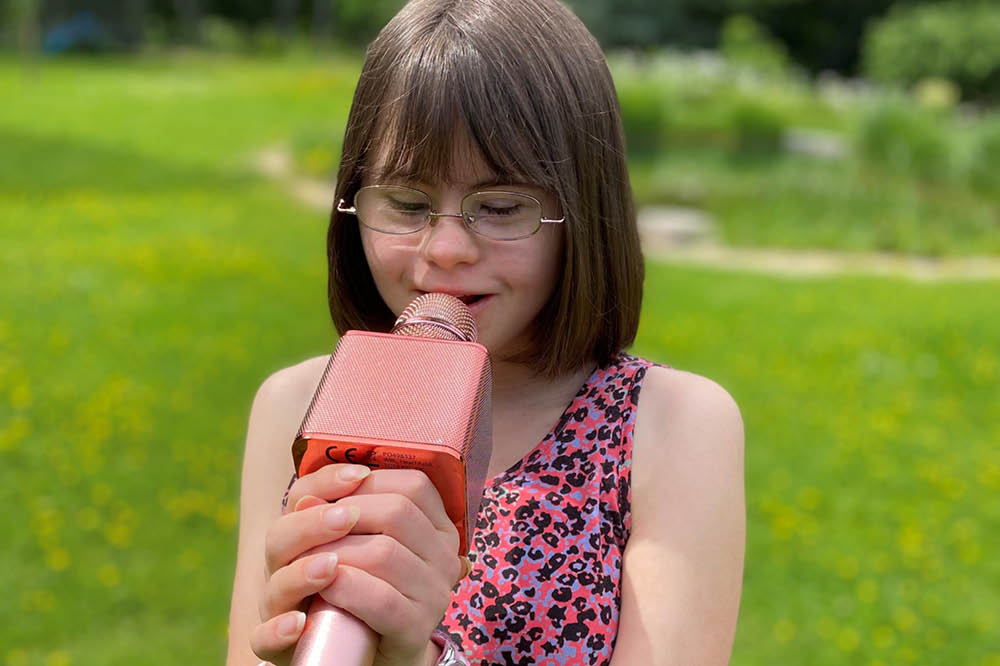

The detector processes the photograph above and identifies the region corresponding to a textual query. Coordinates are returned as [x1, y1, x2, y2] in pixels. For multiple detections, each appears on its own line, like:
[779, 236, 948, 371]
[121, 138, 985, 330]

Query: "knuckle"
[400, 469, 433, 497]
[387, 493, 418, 525]
[370, 534, 401, 566]
[371, 586, 407, 619]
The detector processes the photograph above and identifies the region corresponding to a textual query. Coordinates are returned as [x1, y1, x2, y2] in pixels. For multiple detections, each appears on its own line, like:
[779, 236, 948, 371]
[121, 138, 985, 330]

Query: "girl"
[227, 0, 745, 664]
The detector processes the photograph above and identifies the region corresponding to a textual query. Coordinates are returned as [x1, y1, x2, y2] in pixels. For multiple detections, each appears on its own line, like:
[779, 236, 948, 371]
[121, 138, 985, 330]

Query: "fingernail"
[306, 553, 338, 582]
[277, 611, 305, 639]
[338, 466, 371, 482]
[294, 495, 324, 512]
[324, 504, 360, 530]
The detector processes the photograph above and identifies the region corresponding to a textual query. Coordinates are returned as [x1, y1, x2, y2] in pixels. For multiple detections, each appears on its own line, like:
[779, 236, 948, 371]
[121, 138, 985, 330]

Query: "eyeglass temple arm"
[540, 216, 565, 224]
[336, 199, 357, 214]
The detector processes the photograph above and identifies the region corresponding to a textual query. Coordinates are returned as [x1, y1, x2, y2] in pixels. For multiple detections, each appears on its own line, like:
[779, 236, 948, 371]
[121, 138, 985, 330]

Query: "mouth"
[417, 291, 492, 311]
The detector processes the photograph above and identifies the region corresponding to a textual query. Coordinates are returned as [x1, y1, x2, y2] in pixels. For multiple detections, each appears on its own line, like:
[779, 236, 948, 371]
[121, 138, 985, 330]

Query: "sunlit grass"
[2, 54, 998, 664]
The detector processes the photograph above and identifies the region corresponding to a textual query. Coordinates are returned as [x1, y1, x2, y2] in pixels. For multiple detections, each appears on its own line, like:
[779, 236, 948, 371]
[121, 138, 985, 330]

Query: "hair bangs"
[364, 31, 561, 192]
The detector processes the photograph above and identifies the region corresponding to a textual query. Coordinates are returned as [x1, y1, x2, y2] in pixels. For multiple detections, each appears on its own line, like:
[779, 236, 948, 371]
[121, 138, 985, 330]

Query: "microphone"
[289, 293, 493, 666]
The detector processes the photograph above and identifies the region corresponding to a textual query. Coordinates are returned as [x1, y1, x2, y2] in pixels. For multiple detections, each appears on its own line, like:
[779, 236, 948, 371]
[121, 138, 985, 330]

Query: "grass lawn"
[1, 54, 998, 665]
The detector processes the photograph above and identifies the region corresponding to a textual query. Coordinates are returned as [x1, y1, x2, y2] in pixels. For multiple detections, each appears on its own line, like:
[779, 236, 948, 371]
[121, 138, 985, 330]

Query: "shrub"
[616, 79, 670, 159]
[720, 14, 789, 77]
[967, 120, 1000, 194]
[856, 102, 951, 180]
[863, 2, 1000, 102]
[727, 98, 784, 156]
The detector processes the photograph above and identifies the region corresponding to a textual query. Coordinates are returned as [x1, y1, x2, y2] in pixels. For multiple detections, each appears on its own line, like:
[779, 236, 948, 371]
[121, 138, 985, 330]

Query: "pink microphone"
[289, 293, 493, 666]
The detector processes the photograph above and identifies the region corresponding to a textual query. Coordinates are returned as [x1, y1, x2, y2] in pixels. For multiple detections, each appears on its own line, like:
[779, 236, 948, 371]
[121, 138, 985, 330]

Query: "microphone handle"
[290, 597, 378, 666]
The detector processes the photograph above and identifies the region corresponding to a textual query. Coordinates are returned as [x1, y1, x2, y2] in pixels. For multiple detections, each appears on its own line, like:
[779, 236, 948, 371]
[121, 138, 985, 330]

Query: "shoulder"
[630, 365, 744, 528]
[634, 364, 743, 442]
[250, 355, 330, 436]
[613, 365, 745, 662]
[241, 355, 330, 501]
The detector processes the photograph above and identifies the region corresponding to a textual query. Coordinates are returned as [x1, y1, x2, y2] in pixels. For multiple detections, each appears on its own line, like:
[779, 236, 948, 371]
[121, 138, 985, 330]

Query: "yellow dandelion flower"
[836, 556, 859, 580]
[9, 382, 32, 409]
[98, 564, 120, 588]
[873, 625, 895, 649]
[836, 627, 860, 652]
[892, 606, 919, 633]
[796, 486, 822, 511]
[45, 650, 70, 666]
[972, 352, 997, 384]
[773, 619, 796, 643]
[0, 416, 31, 451]
[6, 648, 28, 666]
[215, 503, 237, 530]
[958, 541, 982, 564]
[898, 524, 924, 558]
[45, 547, 71, 572]
[104, 523, 132, 548]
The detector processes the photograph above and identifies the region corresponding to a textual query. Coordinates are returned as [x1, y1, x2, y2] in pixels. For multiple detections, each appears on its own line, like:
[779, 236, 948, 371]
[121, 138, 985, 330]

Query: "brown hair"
[327, 0, 643, 377]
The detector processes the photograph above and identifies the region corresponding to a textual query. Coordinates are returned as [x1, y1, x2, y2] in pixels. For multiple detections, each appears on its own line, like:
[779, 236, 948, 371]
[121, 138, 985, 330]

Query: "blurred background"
[1, 0, 998, 664]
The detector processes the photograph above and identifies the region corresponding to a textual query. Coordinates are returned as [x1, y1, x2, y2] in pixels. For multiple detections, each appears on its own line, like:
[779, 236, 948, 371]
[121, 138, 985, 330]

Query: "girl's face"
[359, 143, 564, 362]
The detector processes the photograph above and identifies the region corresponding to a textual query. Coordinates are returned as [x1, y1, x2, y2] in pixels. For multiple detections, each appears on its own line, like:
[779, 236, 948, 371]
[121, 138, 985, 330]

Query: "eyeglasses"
[337, 185, 565, 241]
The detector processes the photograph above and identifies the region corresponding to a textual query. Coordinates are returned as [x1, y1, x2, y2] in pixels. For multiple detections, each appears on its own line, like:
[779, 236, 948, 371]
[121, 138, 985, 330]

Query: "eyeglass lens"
[355, 186, 542, 240]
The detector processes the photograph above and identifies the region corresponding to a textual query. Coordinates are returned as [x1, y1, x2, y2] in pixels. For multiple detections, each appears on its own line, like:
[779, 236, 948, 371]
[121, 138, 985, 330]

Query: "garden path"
[255, 145, 1000, 281]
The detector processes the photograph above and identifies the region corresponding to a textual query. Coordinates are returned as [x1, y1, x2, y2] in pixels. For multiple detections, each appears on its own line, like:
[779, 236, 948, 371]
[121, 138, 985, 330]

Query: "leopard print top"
[439, 353, 656, 665]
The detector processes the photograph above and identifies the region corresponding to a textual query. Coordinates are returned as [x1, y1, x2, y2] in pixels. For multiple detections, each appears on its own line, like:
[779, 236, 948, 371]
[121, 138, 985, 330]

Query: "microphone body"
[289, 294, 492, 666]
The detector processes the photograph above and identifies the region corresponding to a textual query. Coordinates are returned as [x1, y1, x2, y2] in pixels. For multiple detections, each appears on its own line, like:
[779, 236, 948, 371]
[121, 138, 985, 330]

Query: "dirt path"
[255, 145, 1000, 281]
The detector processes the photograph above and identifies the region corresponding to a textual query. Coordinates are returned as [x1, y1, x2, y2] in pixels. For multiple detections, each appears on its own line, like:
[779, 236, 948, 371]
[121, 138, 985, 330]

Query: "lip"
[415, 289, 494, 315]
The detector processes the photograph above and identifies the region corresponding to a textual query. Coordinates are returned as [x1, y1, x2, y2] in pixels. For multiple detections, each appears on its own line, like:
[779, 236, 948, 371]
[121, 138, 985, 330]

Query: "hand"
[250, 463, 468, 666]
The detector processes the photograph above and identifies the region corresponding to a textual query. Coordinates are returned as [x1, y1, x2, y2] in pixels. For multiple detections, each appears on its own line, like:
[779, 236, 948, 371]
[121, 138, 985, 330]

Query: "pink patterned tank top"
[439, 353, 657, 665]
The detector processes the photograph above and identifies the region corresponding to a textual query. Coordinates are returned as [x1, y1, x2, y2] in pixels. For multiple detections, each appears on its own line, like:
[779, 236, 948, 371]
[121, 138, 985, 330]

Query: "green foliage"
[863, 2, 1000, 101]
[720, 14, 789, 76]
[727, 98, 784, 156]
[616, 76, 671, 158]
[333, 0, 406, 46]
[967, 119, 1000, 193]
[200, 16, 248, 52]
[855, 102, 951, 181]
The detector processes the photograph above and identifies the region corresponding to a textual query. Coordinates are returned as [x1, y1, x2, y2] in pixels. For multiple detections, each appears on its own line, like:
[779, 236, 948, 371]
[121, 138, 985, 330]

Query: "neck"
[490, 359, 596, 411]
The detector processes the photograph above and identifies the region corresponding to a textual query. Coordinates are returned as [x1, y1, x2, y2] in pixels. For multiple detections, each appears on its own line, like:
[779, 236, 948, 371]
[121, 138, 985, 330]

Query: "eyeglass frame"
[336, 184, 565, 241]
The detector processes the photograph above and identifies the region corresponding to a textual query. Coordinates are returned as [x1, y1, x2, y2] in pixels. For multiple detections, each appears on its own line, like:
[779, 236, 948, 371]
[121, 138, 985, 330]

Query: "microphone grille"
[391, 293, 477, 342]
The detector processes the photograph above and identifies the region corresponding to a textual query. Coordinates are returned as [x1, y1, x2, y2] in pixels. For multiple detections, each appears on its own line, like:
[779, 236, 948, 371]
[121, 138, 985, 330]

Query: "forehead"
[366, 130, 504, 187]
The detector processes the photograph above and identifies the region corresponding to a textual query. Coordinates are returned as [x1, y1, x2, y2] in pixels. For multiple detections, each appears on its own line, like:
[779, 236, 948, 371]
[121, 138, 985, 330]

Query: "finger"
[318, 565, 432, 649]
[294, 494, 327, 512]
[265, 503, 361, 574]
[348, 469, 457, 538]
[302, 534, 449, 602]
[335, 493, 454, 565]
[250, 610, 305, 664]
[457, 555, 472, 584]
[286, 464, 372, 508]
[259, 552, 340, 622]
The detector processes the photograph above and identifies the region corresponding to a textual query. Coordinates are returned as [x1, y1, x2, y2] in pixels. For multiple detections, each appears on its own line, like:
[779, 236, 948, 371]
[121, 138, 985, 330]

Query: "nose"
[419, 213, 481, 270]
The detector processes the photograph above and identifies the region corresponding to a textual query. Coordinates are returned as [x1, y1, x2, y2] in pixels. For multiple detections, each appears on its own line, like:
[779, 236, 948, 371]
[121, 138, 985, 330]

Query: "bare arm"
[610, 367, 746, 666]
[227, 360, 325, 666]
[226, 357, 452, 666]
